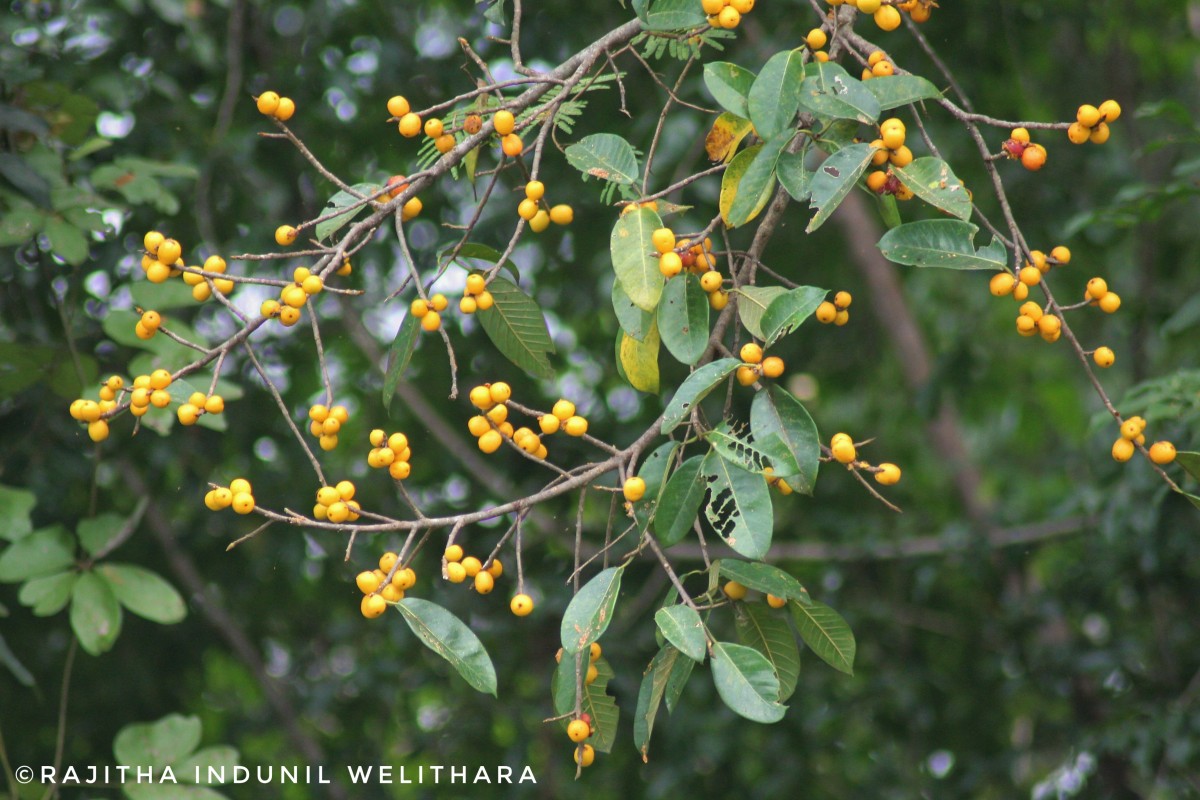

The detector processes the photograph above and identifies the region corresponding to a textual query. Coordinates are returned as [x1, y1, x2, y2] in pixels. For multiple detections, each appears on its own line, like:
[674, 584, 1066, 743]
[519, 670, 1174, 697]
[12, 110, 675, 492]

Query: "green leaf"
[620, 323, 660, 393]
[876, 191, 902, 229]
[70, 571, 123, 655]
[610, 206, 665, 312]
[612, 279, 655, 342]
[171, 746, 239, 781]
[718, 559, 810, 603]
[806, 143, 876, 233]
[1173, 451, 1200, 482]
[45, 217, 89, 265]
[705, 112, 756, 163]
[0, 485, 36, 541]
[115, 714, 202, 769]
[878, 219, 1007, 270]
[477, 276, 556, 380]
[735, 602, 801, 702]
[654, 604, 707, 662]
[1178, 490, 1200, 511]
[98, 563, 186, 624]
[719, 144, 776, 228]
[561, 566, 624, 655]
[130, 279, 202, 312]
[862, 74, 943, 110]
[632, 442, 679, 534]
[664, 644, 695, 712]
[776, 150, 811, 203]
[736, 286, 788, 340]
[705, 424, 772, 473]
[0, 525, 75, 582]
[797, 61, 881, 124]
[634, 644, 681, 761]
[315, 182, 380, 242]
[657, 273, 710, 365]
[750, 385, 820, 492]
[747, 48, 806, 141]
[760, 285, 827, 346]
[551, 654, 621, 754]
[396, 598, 498, 695]
[660, 358, 741, 434]
[78, 512, 129, 557]
[382, 313, 421, 411]
[443, 242, 520, 281]
[892, 157, 972, 220]
[654, 456, 706, 547]
[710, 641, 787, 723]
[703, 61, 756, 119]
[701, 451, 773, 560]
[639, 0, 707, 31]
[0, 207, 45, 246]
[564, 133, 640, 186]
[791, 599, 856, 675]
[728, 133, 789, 228]
[68, 136, 113, 161]
[17, 571, 77, 616]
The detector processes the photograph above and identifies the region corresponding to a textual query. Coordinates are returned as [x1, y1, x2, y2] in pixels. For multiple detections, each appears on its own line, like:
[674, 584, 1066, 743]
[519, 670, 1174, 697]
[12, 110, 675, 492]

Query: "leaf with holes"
[477, 275, 556, 380]
[797, 61, 880, 124]
[396, 598, 497, 695]
[565, 133, 640, 187]
[655, 604, 707, 662]
[710, 641, 787, 723]
[747, 48, 806, 141]
[552, 654, 620, 753]
[761, 285, 828, 346]
[878, 219, 1008, 271]
[611, 206, 665, 312]
[736, 286, 787, 340]
[660, 358, 741, 434]
[705, 424, 772, 474]
[750, 385, 820, 492]
[315, 182, 380, 242]
[718, 559, 810, 604]
[791, 599, 856, 675]
[703, 61, 756, 118]
[561, 566, 624, 655]
[620, 323, 660, 394]
[863, 74, 943, 110]
[701, 450, 773, 560]
[654, 455, 706, 547]
[705, 112, 755, 163]
[893, 157, 972, 220]
[382, 312, 420, 411]
[634, 644, 681, 761]
[658, 273, 710, 365]
[806, 143, 876, 233]
[736, 602, 801, 702]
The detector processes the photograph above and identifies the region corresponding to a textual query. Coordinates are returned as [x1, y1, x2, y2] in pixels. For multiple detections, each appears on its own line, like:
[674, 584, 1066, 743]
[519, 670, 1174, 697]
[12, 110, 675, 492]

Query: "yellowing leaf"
[620, 322, 660, 394]
[705, 112, 755, 163]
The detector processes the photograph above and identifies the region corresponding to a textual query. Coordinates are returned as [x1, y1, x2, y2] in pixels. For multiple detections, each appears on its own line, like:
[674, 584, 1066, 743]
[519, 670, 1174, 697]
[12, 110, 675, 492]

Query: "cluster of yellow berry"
[307, 403, 350, 452]
[366, 429, 413, 480]
[722, 579, 789, 607]
[735, 342, 785, 386]
[443, 544, 504, 595]
[1014, 301, 1062, 342]
[829, 432, 902, 485]
[254, 91, 296, 122]
[865, 118, 916, 199]
[652, 228, 730, 309]
[517, 180, 573, 233]
[1110, 416, 1176, 466]
[701, 0, 754, 30]
[314, 480, 362, 524]
[827, 0, 905, 32]
[410, 293, 448, 332]
[357, 550, 416, 619]
[467, 383, 587, 456]
[815, 291, 853, 326]
[458, 273, 495, 315]
[141, 231, 238, 304]
[1068, 100, 1121, 145]
[390, 96, 524, 159]
[177, 390, 226, 426]
[68, 375, 124, 441]
[804, 28, 829, 62]
[988, 246, 1070, 302]
[186, 256, 234, 303]
[1084, 276, 1121, 314]
[555, 642, 604, 689]
[860, 50, 896, 80]
[386, 175, 425, 222]
[203, 477, 256, 514]
[1002, 128, 1048, 172]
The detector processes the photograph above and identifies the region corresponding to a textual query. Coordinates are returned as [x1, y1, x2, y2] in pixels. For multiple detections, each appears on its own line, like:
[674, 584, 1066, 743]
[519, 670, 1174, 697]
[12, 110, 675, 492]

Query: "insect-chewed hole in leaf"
[704, 484, 738, 539]
[823, 166, 841, 178]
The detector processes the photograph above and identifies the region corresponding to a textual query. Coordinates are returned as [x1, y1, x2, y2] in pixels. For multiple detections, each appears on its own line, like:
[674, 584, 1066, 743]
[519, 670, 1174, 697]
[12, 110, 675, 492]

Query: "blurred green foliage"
[2, 0, 1199, 797]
